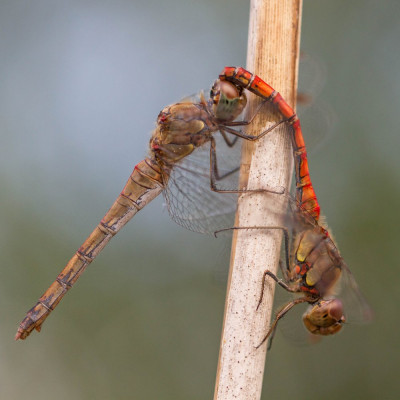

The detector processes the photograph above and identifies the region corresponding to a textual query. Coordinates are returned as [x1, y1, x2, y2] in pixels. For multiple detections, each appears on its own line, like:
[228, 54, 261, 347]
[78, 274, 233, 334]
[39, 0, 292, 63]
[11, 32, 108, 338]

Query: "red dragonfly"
[218, 68, 372, 348]
[15, 67, 298, 340]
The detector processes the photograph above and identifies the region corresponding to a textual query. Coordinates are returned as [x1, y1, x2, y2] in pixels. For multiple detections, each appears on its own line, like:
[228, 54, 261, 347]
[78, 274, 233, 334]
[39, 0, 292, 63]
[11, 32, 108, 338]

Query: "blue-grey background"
[0, 1, 398, 399]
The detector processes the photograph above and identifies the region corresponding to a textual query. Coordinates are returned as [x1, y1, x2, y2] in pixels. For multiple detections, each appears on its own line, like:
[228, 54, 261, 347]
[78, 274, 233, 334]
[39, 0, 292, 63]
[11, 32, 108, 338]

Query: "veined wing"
[335, 260, 373, 325]
[297, 52, 337, 155]
[286, 197, 373, 326]
[163, 130, 242, 234]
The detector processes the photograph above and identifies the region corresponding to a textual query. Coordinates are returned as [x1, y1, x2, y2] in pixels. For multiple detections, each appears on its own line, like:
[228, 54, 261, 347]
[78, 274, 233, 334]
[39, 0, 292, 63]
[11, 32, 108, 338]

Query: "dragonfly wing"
[297, 52, 337, 155]
[281, 195, 320, 233]
[298, 52, 327, 106]
[297, 99, 337, 155]
[336, 261, 373, 325]
[163, 131, 242, 234]
[283, 199, 373, 325]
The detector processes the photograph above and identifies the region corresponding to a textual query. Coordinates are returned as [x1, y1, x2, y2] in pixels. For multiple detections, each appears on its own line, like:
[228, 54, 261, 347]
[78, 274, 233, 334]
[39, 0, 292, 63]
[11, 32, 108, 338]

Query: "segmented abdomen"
[219, 66, 321, 221]
[16, 157, 164, 339]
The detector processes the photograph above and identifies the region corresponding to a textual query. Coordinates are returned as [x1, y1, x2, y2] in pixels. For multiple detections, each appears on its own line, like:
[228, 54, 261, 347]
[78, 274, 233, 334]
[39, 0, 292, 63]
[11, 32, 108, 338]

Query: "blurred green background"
[1, 0, 399, 399]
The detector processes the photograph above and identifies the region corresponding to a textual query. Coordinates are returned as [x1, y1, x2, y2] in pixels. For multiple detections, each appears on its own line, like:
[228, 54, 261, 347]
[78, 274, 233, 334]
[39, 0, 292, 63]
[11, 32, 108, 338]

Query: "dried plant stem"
[213, 1, 302, 399]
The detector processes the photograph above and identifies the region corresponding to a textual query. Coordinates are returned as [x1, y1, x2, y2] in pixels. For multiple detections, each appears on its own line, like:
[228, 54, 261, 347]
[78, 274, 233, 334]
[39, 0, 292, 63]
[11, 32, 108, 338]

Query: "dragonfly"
[217, 68, 373, 348]
[15, 67, 301, 340]
[250, 202, 374, 349]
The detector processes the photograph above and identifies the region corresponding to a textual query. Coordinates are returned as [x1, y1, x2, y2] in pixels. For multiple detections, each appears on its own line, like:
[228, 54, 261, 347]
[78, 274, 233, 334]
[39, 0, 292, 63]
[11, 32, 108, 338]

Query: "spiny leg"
[210, 108, 291, 192]
[209, 137, 285, 195]
[212, 121, 286, 182]
[217, 97, 274, 147]
[255, 296, 313, 350]
[256, 268, 297, 310]
[219, 128, 239, 147]
[219, 67, 322, 220]
[221, 98, 270, 128]
[222, 118, 288, 142]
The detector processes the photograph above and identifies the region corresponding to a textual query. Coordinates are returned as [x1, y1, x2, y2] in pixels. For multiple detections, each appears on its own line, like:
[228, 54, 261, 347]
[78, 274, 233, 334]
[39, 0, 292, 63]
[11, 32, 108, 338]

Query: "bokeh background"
[1, 0, 399, 399]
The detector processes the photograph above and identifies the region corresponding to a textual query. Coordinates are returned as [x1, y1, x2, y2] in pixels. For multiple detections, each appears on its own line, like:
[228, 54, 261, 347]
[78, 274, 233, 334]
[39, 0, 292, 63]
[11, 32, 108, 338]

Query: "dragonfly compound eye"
[302, 299, 345, 336]
[210, 81, 247, 121]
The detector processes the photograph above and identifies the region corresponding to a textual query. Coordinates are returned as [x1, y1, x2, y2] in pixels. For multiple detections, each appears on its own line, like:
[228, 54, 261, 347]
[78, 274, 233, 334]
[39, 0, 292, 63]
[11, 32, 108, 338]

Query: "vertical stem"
[214, 1, 302, 399]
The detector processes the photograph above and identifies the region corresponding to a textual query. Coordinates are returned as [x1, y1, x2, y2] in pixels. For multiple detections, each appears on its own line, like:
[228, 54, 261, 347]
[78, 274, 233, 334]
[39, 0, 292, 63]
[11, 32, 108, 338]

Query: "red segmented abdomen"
[15, 157, 164, 340]
[291, 118, 320, 221]
[220, 66, 321, 221]
[220, 67, 276, 99]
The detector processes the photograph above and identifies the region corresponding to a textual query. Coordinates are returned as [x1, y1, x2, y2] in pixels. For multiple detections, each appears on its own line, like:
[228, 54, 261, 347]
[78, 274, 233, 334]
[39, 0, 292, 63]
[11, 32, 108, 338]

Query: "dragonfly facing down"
[225, 200, 373, 349]
[15, 67, 298, 340]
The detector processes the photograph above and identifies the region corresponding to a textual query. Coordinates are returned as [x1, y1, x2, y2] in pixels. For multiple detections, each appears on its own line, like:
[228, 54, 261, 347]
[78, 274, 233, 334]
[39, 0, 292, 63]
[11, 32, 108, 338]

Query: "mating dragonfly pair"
[15, 67, 372, 346]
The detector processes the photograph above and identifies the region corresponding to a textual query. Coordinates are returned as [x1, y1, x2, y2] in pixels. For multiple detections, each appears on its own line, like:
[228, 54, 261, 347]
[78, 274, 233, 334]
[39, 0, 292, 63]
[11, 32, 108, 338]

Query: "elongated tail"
[290, 117, 320, 221]
[219, 66, 320, 221]
[15, 158, 164, 340]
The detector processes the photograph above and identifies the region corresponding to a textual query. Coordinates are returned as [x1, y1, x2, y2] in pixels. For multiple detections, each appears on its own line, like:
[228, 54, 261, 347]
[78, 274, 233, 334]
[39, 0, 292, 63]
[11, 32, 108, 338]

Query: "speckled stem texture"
[214, 1, 302, 399]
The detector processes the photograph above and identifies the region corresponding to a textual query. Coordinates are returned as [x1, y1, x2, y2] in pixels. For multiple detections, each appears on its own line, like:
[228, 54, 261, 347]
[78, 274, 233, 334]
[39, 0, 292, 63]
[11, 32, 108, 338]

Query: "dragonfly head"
[302, 298, 345, 336]
[210, 79, 247, 121]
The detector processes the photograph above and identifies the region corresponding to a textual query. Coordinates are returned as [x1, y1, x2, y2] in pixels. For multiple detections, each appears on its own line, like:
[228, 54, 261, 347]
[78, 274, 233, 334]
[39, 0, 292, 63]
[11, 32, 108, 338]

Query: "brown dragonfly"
[16, 67, 299, 340]
[218, 198, 374, 349]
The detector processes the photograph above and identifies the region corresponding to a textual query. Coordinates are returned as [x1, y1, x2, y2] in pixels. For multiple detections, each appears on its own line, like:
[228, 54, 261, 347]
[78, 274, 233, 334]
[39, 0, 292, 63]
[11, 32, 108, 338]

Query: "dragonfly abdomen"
[219, 67, 321, 221]
[15, 157, 164, 340]
[291, 118, 320, 221]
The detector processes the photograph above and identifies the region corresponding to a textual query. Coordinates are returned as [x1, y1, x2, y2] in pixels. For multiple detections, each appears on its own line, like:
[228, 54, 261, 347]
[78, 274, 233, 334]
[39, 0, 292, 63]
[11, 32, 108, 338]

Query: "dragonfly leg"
[222, 98, 270, 128]
[209, 137, 284, 195]
[257, 268, 297, 310]
[221, 119, 288, 142]
[219, 128, 239, 147]
[209, 136, 240, 182]
[255, 296, 313, 350]
[220, 67, 322, 221]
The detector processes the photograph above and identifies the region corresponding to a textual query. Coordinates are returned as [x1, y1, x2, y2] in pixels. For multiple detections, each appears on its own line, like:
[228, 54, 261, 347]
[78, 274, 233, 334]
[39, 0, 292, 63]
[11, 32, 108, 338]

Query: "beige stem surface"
[214, 1, 302, 399]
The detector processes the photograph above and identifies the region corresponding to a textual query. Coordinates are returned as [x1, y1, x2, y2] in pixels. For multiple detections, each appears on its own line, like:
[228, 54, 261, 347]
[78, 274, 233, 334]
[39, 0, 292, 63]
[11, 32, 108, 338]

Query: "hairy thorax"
[290, 228, 342, 297]
[150, 102, 218, 165]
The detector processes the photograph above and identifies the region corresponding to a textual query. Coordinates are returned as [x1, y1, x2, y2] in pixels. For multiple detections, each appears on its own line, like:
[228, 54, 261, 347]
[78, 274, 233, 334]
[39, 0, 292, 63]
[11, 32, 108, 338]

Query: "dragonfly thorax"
[210, 80, 247, 121]
[292, 228, 342, 298]
[149, 102, 217, 165]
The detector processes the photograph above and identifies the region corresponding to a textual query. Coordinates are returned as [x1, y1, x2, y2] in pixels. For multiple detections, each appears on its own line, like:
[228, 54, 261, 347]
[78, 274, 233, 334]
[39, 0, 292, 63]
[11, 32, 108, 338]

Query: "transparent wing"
[298, 52, 327, 107]
[179, 91, 204, 104]
[286, 199, 373, 326]
[336, 261, 373, 325]
[297, 52, 337, 155]
[272, 291, 317, 347]
[280, 195, 320, 233]
[163, 131, 243, 234]
[297, 98, 337, 155]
